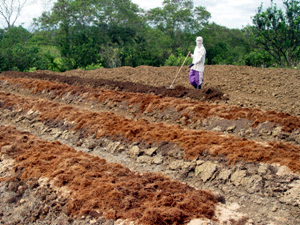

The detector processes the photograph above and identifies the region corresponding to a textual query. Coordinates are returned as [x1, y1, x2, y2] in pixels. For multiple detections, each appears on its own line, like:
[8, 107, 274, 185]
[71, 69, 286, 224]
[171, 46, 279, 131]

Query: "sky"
[131, 0, 285, 28]
[1, 0, 285, 30]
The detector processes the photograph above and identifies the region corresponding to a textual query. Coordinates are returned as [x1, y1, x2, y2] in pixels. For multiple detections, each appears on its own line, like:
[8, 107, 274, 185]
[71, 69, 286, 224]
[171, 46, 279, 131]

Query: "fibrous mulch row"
[0, 125, 217, 224]
[0, 91, 299, 173]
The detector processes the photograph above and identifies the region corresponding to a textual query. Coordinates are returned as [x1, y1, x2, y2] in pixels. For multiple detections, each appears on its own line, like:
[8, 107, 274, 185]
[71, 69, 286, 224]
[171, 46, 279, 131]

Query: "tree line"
[0, 0, 299, 72]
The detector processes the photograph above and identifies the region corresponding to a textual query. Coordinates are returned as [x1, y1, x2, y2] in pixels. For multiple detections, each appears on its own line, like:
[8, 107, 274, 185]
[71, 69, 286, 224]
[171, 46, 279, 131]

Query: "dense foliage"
[0, 0, 299, 72]
[251, 0, 300, 67]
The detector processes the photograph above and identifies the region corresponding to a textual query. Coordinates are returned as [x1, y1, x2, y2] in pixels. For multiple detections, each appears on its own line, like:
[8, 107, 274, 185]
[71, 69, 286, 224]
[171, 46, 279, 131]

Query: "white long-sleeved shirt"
[191, 44, 206, 72]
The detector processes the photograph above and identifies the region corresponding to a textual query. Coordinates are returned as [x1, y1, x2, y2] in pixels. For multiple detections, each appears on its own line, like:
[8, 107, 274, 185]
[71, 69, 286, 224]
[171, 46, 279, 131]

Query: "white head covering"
[196, 36, 203, 43]
[196, 36, 203, 47]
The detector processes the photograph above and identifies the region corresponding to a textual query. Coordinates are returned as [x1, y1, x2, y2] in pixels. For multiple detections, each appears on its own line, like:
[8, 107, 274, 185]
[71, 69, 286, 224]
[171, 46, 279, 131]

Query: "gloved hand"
[188, 63, 194, 68]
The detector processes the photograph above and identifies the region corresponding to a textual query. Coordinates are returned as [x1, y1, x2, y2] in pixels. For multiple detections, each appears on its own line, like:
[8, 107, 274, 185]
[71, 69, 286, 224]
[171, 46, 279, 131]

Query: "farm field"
[0, 65, 299, 224]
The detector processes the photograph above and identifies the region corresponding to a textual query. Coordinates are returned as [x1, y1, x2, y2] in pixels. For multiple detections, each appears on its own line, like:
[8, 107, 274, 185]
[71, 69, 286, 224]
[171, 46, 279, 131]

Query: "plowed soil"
[0, 65, 299, 225]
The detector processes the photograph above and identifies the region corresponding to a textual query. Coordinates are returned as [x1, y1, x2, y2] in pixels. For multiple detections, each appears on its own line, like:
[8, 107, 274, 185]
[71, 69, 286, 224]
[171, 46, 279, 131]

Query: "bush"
[244, 50, 273, 68]
[164, 52, 191, 66]
[81, 63, 103, 71]
[0, 44, 40, 71]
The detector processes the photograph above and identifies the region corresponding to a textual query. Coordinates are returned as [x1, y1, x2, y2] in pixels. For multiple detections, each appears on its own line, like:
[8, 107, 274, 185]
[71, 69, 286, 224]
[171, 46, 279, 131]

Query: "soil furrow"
[0, 91, 299, 173]
[1, 94, 299, 224]
[1, 76, 299, 145]
[2, 65, 299, 116]
[0, 65, 300, 225]
[0, 125, 220, 225]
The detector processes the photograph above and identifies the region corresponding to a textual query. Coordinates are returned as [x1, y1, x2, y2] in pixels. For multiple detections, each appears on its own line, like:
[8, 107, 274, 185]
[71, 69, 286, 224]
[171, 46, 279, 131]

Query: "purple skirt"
[189, 69, 203, 86]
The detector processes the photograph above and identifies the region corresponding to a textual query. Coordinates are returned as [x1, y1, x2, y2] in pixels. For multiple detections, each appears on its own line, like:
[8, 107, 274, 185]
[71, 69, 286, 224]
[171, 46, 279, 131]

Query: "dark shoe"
[197, 84, 202, 89]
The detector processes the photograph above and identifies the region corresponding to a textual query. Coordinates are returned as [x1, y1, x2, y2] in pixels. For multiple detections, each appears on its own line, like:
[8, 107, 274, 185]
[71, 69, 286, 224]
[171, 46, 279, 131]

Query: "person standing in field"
[188, 36, 206, 89]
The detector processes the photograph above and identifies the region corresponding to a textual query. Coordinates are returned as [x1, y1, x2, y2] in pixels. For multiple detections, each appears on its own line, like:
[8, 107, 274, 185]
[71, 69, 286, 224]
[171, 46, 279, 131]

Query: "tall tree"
[36, 0, 145, 69]
[146, 0, 211, 53]
[200, 23, 250, 65]
[252, 0, 300, 67]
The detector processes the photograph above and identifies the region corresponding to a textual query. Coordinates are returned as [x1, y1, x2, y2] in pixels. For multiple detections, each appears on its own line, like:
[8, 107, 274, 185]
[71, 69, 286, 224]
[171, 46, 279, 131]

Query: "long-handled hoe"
[166, 51, 190, 89]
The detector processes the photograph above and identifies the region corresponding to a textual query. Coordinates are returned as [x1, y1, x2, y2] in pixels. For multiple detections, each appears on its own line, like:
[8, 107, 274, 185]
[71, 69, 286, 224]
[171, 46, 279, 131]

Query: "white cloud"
[195, 0, 285, 28]
[134, 0, 286, 28]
